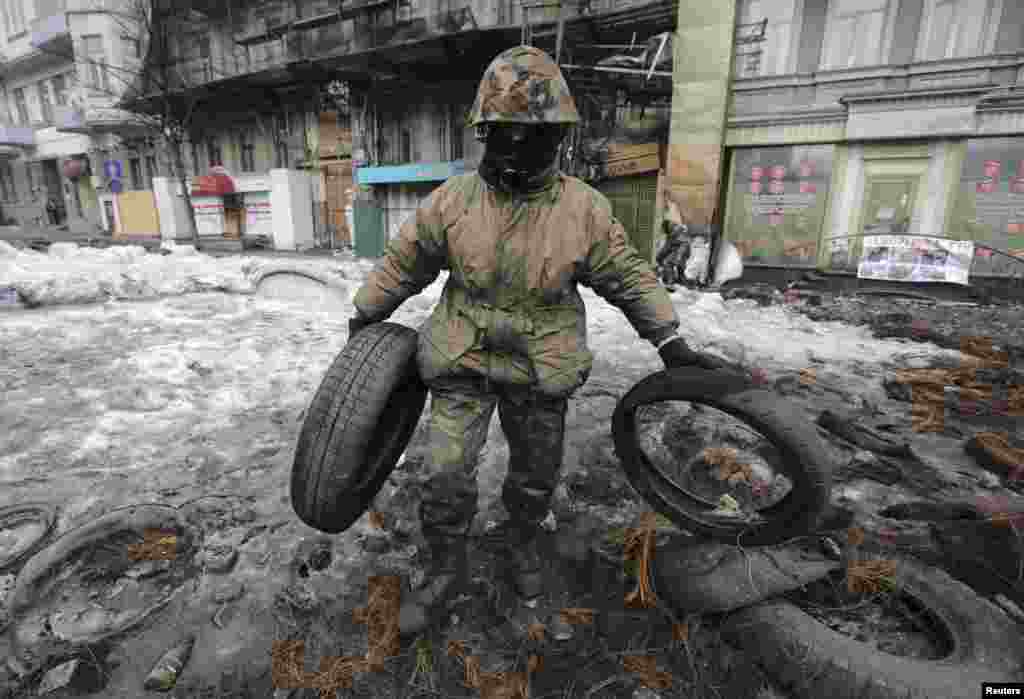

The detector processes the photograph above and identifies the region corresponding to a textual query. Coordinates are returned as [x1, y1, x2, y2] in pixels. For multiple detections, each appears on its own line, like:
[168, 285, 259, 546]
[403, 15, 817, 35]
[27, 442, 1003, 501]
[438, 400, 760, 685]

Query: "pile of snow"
[675, 292, 916, 367]
[0, 241, 351, 308]
[0, 239, 955, 376]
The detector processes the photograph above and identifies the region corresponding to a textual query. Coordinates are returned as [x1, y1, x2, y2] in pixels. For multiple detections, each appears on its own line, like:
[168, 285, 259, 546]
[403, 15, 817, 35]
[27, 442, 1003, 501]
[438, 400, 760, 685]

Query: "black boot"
[398, 533, 469, 637]
[492, 522, 575, 644]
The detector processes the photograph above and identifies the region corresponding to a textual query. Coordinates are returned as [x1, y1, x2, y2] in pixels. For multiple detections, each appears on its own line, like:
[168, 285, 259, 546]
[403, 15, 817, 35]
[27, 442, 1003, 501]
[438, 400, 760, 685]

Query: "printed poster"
[244, 192, 273, 236]
[858, 236, 974, 285]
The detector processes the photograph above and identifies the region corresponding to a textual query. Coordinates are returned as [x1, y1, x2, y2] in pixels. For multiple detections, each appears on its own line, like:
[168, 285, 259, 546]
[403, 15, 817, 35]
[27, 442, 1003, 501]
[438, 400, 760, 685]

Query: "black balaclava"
[478, 123, 567, 195]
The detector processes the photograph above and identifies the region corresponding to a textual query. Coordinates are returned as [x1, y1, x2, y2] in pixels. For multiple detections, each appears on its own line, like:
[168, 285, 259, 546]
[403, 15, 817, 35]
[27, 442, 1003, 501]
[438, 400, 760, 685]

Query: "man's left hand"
[658, 337, 727, 371]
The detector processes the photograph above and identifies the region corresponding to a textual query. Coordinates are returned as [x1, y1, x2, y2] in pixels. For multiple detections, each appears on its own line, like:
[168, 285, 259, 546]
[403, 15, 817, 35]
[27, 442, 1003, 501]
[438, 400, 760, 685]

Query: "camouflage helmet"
[468, 45, 581, 127]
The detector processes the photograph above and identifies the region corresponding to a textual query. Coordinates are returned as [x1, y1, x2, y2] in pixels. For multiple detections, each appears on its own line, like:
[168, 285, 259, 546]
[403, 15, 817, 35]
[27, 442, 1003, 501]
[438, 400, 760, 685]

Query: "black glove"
[658, 336, 727, 371]
[348, 312, 374, 338]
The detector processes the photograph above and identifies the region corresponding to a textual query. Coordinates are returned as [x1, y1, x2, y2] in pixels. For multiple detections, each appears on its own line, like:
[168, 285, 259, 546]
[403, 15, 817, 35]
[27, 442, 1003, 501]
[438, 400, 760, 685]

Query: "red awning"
[191, 171, 236, 196]
[62, 158, 88, 179]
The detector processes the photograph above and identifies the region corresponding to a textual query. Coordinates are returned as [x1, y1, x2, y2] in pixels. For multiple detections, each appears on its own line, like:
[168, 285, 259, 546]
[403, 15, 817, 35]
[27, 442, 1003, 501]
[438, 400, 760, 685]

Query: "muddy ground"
[1, 277, 1023, 699]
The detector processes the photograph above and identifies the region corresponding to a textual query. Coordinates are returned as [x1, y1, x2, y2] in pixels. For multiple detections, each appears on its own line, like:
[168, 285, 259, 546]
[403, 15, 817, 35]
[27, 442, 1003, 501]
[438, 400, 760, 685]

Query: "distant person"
[45, 198, 59, 225]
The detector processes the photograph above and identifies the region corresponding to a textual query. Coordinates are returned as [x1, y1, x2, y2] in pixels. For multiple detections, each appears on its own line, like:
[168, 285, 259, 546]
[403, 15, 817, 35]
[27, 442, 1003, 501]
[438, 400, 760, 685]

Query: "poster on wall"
[726, 145, 835, 266]
[947, 137, 1024, 276]
[857, 236, 974, 285]
[192, 196, 224, 236]
[244, 192, 273, 236]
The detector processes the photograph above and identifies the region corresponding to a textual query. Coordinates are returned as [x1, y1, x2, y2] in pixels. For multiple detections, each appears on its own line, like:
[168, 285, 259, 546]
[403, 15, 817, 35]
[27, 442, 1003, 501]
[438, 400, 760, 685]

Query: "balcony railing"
[0, 125, 36, 147]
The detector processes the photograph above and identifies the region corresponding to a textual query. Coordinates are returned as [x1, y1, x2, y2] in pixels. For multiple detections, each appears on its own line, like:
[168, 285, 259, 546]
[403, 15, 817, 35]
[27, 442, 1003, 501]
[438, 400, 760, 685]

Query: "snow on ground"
[0, 242, 983, 695]
[0, 240, 963, 517]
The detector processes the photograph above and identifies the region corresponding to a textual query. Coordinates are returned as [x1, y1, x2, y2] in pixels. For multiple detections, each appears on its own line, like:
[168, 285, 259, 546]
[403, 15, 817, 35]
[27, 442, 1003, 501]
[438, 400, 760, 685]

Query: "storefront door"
[861, 178, 918, 236]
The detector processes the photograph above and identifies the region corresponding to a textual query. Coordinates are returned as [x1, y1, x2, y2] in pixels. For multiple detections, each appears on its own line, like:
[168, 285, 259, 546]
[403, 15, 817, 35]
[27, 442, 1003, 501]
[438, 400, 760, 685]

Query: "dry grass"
[894, 335, 1022, 433]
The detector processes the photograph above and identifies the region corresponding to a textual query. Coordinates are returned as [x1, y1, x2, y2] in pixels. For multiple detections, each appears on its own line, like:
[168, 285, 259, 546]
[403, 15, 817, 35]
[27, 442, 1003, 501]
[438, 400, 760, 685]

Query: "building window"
[735, 0, 800, 77]
[401, 129, 412, 163]
[191, 141, 202, 175]
[52, 75, 67, 106]
[239, 132, 255, 172]
[13, 87, 29, 124]
[917, 0, 999, 61]
[145, 154, 158, 187]
[821, 0, 894, 69]
[130, 157, 142, 190]
[206, 139, 222, 167]
[37, 81, 53, 124]
[3, 0, 28, 36]
[0, 162, 16, 201]
[947, 138, 1024, 265]
[122, 35, 141, 59]
[81, 35, 109, 91]
[724, 145, 836, 267]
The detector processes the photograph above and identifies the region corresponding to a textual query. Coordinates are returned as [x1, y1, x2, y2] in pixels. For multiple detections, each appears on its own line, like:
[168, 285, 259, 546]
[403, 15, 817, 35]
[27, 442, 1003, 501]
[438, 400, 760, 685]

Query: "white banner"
[858, 236, 974, 285]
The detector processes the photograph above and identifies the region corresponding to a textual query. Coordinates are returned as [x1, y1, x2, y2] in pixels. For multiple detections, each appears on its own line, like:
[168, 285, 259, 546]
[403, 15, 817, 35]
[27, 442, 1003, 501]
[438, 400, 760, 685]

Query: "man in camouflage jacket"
[349, 46, 723, 640]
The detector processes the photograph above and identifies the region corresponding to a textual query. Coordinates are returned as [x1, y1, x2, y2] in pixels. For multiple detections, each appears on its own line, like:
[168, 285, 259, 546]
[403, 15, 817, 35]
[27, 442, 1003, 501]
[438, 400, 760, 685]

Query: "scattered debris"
[817, 410, 914, 458]
[652, 538, 839, 614]
[36, 658, 81, 695]
[186, 360, 213, 377]
[722, 283, 782, 306]
[200, 545, 238, 574]
[835, 450, 904, 486]
[712, 493, 742, 515]
[212, 581, 246, 604]
[143, 635, 196, 691]
[964, 432, 1024, 481]
[994, 594, 1024, 625]
[846, 558, 898, 595]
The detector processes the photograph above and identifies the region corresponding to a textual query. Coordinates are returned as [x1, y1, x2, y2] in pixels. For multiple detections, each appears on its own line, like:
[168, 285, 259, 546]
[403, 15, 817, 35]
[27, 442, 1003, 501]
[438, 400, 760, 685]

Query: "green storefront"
[722, 137, 1024, 280]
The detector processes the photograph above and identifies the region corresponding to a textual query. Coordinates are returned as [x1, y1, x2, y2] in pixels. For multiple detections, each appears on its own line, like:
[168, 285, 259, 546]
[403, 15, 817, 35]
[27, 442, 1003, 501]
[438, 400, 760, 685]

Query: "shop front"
[190, 168, 274, 242]
[722, 137, 1024, 286]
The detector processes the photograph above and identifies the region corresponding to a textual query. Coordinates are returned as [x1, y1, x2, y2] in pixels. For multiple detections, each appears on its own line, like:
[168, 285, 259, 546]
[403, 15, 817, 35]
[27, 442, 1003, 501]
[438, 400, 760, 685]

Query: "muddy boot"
[398, 533, 469, 637]
[499, 524, 575, 644]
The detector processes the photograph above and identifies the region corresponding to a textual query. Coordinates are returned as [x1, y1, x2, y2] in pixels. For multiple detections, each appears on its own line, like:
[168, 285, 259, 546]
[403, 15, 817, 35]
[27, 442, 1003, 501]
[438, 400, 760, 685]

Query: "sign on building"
[858, 236, 974, 286]
[244, 192, 273, 236]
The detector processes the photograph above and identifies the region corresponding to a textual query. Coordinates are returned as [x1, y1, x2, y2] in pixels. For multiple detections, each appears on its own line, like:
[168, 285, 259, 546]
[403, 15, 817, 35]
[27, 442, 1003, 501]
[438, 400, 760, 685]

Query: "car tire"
[722, 554, 1024, 699]
[612, 368, 832, 546]
[0, 503, 57, 574]
[291, 322, 427, 534]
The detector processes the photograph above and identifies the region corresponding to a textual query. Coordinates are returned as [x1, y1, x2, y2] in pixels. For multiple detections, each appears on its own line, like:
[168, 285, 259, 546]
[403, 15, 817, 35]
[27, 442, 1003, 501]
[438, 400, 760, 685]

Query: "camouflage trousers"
[418, 375, 569, 540]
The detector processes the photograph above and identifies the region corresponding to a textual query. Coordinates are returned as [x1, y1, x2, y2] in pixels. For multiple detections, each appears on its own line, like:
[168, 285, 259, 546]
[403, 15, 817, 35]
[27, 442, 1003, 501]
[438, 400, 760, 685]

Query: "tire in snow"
[0, 503, 57, 574]
[612, 367, 832, 546]
[291, 322, 427, 534]
[722, 554, 1024, 699]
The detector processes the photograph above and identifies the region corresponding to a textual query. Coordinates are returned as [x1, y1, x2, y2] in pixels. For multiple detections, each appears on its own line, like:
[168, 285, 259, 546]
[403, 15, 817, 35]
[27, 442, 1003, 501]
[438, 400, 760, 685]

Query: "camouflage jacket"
[352, 171, 680, 397]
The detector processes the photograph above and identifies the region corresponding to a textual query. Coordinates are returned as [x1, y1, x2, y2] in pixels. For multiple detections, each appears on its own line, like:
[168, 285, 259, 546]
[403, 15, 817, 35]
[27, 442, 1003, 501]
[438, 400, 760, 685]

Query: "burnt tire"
[722, 554, 1024, 699]
[291, 322, 427, 534]
[0, 503, 57, 574]
[612, 368, 832, 546]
